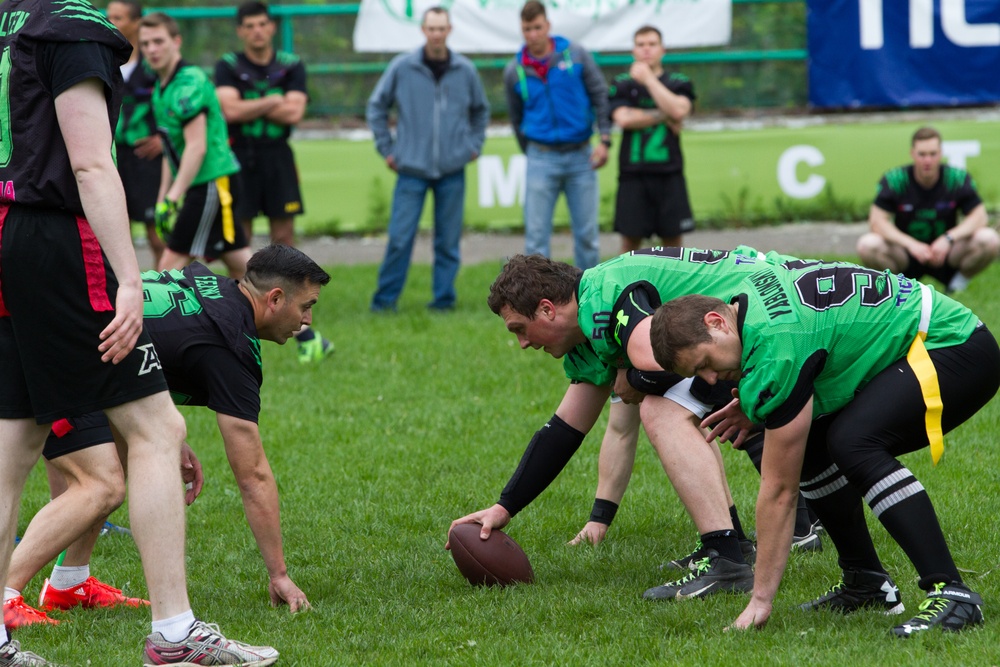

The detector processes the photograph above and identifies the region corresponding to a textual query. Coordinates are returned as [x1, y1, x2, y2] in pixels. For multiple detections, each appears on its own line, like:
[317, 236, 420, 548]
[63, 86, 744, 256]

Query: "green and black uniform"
[728, 257, 998, 588]
[608, 71, 695, 239]
[152, 59, 247, 259]
[116, 56, 160, 225]
[872, 164, 981, 283]
[0, 0, 168, 422]
[45, 262, 265, 458]
[214, 51, 306, 220]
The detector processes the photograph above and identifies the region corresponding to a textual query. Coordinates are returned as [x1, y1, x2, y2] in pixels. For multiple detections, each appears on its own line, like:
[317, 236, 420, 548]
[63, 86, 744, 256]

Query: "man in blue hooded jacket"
[366, 7, 490, 312]
[503, 0, 612, 270]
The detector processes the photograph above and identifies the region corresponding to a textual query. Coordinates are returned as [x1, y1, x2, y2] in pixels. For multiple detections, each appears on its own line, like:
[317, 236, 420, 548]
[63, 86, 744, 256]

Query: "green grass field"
[12, 258, 1000, 666]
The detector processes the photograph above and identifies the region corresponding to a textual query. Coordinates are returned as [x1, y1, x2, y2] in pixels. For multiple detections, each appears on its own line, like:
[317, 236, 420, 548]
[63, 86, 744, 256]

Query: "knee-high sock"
[801, 462, 883, 572]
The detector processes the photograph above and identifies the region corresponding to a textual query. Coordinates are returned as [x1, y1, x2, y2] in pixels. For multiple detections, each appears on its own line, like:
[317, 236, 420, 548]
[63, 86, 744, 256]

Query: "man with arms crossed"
[0, 0, 275, 663]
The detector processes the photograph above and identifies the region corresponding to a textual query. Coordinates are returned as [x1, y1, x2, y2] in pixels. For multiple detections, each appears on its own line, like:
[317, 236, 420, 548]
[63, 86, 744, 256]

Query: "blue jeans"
[372, 170, 465, 310]
[523, 143, 600, 270]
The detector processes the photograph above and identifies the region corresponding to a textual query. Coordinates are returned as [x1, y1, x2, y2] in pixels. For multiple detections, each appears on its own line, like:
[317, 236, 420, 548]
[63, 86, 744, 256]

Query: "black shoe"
[661, 538, 756, 571]
[644, 550, 754, 600]
[791, 522, 823, 552]
[892, 583, 983, 637]
[800, 568, 904, 614]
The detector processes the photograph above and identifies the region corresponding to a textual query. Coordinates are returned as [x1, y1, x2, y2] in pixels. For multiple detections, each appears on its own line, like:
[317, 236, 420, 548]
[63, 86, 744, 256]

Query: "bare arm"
[624, 317, 660, 372]
[164, 114, 208, 203]
[731, 397, 812, 630]
[612, 106, 666, 131]
[55, 78, 142, 364]
[639, 66, 692, 124]
[216, 85, 283, 124]
[217, 413, 310, 612]
[264, 90, 307, 126]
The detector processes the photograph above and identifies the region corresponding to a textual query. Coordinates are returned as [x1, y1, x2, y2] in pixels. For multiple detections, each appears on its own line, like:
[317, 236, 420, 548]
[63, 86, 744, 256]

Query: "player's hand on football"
[446, 504, 511, 549]
[269, 575, 311, 613]
[728, 597, 772, 631]
[568, 521, 608, 546]
[180, 442, 204, 505]
[99, 279, 144, 364]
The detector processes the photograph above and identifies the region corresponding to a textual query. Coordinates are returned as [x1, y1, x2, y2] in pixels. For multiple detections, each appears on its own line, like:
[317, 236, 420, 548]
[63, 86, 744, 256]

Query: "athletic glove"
[154, 198, 178, 242]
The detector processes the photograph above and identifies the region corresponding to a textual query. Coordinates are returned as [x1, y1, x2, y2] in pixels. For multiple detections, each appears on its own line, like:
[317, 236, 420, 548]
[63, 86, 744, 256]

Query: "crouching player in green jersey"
[650, 260, 999, 636]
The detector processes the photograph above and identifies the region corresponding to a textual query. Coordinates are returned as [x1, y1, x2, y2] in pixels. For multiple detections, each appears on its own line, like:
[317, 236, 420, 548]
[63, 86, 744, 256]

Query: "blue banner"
[808, 0, 1000, 108]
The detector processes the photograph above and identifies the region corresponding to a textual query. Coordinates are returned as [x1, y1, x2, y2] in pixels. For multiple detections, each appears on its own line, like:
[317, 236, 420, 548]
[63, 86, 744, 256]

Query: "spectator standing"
[366, 6, 489, 312]
[503, 0, 611, 270]
[610, 25, 696, 253]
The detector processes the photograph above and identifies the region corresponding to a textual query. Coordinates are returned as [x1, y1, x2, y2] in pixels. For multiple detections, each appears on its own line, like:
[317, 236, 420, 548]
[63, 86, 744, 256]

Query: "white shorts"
[610, 376, 713, 417]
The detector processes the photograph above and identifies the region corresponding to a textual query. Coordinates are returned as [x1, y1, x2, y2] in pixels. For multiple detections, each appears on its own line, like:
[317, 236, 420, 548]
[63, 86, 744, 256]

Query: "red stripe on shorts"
[0, 203, 10, 317]
[76, 216, 113, 312]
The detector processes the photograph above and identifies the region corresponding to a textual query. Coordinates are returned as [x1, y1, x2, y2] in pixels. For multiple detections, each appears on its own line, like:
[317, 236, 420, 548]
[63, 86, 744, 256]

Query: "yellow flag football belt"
[905, 283, 944, 465]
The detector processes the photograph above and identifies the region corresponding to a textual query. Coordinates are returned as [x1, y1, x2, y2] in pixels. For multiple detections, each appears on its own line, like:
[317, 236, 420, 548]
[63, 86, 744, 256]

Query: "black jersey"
[608, 70, 694, 175]
[141, 263, 263, 422]
[115, 56, 158, 147]
[0, 0, 129, 213]
[214, 50, 306, 148]
[873, 165, 982, 243]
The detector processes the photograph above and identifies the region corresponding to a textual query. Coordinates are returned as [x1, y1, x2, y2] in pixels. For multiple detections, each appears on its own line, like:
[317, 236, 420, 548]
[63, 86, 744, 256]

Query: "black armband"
[625, 368, 683, 395]
[589, 498, 619, 526]
[498, 414, 586, 517]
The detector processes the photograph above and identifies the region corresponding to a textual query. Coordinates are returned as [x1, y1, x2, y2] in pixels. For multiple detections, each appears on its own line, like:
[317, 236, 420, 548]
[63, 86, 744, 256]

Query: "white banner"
[353, 0, 732, 53]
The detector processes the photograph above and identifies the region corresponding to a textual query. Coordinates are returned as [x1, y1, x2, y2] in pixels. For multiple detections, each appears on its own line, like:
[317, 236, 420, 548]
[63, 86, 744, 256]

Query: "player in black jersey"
[857, 126, 999, 293]
[5, 245, 329, 632]
[609, 26, 696, 253]
[108, 0, 166, 267]
[0, 1, 277, 662]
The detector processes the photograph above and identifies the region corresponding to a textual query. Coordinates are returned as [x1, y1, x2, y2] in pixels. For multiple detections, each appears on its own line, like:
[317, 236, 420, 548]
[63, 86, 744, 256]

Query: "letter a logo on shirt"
[137, 343, 162, 376]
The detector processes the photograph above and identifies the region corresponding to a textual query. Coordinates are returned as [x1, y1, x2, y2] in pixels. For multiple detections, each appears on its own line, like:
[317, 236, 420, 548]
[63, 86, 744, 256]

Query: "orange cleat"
[3, 596, 59, 629]
[39, 577, 149, 611]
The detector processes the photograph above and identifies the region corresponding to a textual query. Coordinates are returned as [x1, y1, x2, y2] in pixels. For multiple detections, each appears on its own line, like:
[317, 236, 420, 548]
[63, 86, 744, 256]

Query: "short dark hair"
[487, 254, 581, 318]
[521, 0, 546, 22]
[244, 244, 331, 294]
[422, 6, 449, 24]
[139, 11, 179, 38]
[649, 295, 724, 371]
[108, 0, 143, 21]
[912, 126, 941, 145]
[634, 25, 662, 42]
[236, 0, 270, 24]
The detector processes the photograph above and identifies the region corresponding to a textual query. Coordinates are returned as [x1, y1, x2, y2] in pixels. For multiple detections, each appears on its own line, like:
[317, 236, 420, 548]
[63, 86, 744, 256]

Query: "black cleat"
[661, 538, 756, 571]
[892, 583, 983, 637]
[800, 568, 904, 614]
[644, 550, 754, 600]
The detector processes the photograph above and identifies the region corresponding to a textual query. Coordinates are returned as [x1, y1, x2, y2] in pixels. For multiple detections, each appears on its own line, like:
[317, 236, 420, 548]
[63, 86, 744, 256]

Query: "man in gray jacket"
[366, 7, 490, 312]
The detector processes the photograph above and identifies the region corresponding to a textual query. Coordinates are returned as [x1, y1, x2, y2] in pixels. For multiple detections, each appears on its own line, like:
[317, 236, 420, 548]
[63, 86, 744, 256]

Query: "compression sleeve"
[497, 414, 586, 517]
[625, 368, 684, 395]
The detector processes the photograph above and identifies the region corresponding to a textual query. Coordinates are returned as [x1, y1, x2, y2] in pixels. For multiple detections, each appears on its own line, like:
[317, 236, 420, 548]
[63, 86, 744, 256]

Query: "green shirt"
[736, 260, 980, 427]
[566, 246, 772, 386]
[152, 61, 240, 186]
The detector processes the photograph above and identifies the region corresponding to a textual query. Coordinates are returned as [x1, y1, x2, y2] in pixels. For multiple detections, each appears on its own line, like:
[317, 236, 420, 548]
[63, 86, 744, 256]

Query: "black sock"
[729, 505, 747, 540]
[701, 529, 743, 563]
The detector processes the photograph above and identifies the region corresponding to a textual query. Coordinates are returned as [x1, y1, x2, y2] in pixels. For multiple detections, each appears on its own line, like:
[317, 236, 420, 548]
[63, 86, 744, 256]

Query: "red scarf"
[521, 39, 555, 82]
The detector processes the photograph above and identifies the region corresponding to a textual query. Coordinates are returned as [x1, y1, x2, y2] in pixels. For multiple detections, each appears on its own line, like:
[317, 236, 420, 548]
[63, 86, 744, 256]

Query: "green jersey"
[566, 246, 772, 386]
[152, 60, 240, 186]
[735, 259, 980, 427]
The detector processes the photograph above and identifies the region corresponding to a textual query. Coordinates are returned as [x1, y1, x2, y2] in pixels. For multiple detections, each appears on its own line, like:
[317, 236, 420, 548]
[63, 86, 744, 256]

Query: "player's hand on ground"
[133, 135, 163, 160]
[568, 521, 608, 546]
[100, 280, 144, 364]
[446, 504, 511, 549]
[701, 393, 753, 448]
[180, 442, 204, 505]
[614, 369, 645, 405]
[728, 597, 772, 631]
[269, 575, 311, 613]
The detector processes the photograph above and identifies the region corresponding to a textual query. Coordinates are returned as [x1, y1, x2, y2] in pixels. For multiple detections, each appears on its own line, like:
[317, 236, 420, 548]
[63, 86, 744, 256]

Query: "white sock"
[152, 609, 196, 643]
[3, 587, 20, 602]
[49, 564, 90, 590]
[948, 272, 970, 292]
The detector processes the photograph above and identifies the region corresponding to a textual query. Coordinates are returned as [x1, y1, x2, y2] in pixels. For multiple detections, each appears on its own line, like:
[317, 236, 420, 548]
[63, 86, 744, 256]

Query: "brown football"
[448, 524, 534, 586]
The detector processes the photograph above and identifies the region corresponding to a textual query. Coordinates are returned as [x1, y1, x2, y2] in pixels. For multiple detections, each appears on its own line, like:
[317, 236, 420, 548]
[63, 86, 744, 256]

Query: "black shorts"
[43, 412, 113, 460]
[0, 205, 168, 423]
[116, 144, 160, 226]
[233, 143, 304, 221]
[168, 176, 249, 261]
[614, 171, 695, 240]
[903, 254, 958, 287]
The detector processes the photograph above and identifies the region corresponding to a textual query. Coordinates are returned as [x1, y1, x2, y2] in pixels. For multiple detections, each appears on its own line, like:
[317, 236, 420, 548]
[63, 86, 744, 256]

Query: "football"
[448, 524, 534, 587]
